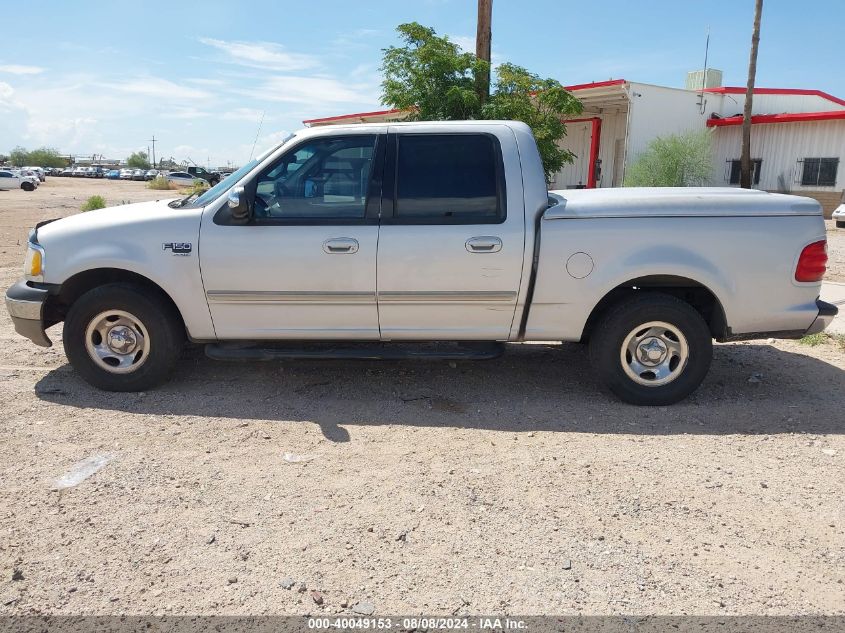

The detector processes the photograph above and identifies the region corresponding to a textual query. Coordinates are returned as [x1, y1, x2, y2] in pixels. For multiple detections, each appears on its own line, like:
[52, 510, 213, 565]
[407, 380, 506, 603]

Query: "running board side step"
[204, 341, 506, 362]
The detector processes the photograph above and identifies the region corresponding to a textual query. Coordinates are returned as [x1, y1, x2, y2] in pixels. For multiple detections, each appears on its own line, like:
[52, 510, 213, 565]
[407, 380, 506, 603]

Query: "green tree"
[27, 147, 67, 168]
[9, 146, 29, 167]
[126, 151, 151, 169]
[382, 23, 487, 121]
[381, 23, 582, 180]
[483, 63, 582, 180]
[624, 130, 713, 187]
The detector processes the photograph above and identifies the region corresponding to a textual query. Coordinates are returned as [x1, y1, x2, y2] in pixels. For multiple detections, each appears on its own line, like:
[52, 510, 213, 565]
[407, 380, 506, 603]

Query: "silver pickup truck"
[5, 121, 836, 405]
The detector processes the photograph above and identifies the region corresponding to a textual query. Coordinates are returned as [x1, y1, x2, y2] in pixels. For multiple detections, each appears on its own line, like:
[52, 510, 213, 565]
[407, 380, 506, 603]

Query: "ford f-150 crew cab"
[4, 121, 837, 405]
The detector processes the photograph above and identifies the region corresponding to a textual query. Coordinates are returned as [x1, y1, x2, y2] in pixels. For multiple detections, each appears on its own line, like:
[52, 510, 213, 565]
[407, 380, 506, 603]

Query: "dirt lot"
[0, 178, 843, 617]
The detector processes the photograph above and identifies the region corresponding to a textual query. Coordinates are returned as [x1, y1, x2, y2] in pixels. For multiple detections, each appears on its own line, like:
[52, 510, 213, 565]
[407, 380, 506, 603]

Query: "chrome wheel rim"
[620, 321, 688, 387]
[84, 310, 150, 374]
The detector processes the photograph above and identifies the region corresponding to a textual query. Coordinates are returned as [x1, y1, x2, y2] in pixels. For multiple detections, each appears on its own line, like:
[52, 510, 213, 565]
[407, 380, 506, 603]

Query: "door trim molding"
[376, 291, 517, 303]
[207, 290, 375, 304]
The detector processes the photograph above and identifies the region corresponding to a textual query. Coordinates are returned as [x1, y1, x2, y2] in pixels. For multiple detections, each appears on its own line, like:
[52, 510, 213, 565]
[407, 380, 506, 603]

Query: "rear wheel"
[589, 294, 713, 405]
[836, 221, 845, 229]
[63, 283, 184, 391]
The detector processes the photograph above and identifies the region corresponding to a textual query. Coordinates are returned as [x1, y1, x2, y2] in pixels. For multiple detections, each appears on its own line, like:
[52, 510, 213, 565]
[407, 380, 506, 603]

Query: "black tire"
[21, 181, 34, 192]
[588, 293, 713, 406]
[836, 221, 845, 229]
[63, 283, 184, 391]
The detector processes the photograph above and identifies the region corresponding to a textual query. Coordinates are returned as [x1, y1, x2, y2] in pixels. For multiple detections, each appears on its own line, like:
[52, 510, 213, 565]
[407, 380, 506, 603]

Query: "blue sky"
[1, 0, 843, 167]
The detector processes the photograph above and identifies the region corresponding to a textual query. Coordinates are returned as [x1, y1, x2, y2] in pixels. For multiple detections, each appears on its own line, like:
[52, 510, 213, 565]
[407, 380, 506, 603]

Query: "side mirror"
[227, 186, 250, 223]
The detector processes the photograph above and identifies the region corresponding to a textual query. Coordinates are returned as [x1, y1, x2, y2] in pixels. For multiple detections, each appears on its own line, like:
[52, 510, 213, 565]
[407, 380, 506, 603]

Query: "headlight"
[24, 240, 45, 282]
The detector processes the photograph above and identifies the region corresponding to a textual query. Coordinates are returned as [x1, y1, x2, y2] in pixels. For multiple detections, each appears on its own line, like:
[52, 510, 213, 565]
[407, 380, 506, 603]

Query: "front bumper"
[832, 205, 844, 221]
[4, 280, 51, 347]
[805, 299, 839, 335]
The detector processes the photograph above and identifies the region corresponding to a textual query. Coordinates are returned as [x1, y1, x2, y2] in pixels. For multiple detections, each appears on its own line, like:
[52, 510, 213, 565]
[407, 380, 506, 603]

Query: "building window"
[728, 159, 762, 185]
[800, 158, 839, 187]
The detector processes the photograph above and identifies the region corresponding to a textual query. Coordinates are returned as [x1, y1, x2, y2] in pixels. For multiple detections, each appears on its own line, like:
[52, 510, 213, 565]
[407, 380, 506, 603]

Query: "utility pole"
[740, 0, 763, 189]
[148, 135, 157, 169]
[475, 0, 492, 105]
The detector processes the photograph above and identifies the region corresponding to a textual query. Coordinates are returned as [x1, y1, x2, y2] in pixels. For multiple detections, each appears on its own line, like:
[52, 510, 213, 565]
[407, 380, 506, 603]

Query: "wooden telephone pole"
[475, 0, 492, 104]
[740, 0, 763, 189]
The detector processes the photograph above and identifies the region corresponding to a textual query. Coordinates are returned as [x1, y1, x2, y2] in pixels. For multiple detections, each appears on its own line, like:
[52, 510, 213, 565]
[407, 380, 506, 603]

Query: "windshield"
[182, 133, 296, 208]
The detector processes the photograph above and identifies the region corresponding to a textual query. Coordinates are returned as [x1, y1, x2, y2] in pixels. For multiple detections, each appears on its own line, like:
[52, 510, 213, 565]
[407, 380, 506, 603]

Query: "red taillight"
[795, 240, 828, 282]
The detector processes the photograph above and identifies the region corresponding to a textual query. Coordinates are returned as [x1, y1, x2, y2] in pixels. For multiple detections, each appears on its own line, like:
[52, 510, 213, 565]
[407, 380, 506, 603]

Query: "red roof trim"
[707, 110, 845, 127]
[564, 78, 627, 92]
[303, 107, 407, 125]
[302, 80, 628, 125]
[703, 87, 845, 108]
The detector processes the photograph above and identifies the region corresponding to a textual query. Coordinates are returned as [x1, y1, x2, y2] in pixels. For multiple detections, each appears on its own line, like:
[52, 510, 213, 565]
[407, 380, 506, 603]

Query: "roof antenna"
[699, 27, 710, 114]
[249, 111, 266, 161]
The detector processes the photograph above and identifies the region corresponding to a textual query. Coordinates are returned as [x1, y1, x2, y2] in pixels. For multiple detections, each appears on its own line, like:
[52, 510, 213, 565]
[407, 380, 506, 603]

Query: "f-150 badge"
[163, 242, 192, 255]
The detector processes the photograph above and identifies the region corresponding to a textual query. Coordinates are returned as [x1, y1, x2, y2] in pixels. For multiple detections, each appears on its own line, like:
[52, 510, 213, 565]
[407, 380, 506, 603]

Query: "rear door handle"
[322, 238, 359, 254]
[466, 236, 502, 253]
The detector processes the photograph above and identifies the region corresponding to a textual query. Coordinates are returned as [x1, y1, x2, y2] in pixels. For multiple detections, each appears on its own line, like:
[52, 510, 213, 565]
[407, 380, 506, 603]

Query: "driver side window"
[255, 135, 377, 220]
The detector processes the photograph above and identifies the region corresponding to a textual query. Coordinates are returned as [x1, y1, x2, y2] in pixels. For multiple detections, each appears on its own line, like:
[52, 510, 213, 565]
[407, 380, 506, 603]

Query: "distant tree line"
[1, 147, 161, 170]
[125, 151, 151, 170]
[5, 146, 68, 168]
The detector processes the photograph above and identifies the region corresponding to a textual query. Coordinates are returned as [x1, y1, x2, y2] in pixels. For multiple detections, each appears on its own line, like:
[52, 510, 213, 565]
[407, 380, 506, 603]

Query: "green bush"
[80, 195, 107, 211]
[798, 333, 827, 346]
[625, 130, 713, 187]
[187, 179, 210, 195]
[147, 175, 172, 190]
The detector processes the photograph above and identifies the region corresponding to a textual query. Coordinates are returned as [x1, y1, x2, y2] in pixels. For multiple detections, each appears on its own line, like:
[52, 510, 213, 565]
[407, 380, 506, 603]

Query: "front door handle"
[466, 236, 502, 253]
[322, 238, 359, 254]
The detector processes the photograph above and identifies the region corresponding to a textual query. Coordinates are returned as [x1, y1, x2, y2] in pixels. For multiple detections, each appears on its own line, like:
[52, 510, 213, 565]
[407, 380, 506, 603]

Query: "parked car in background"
[0, 169, 38, 191]
[145, 169, 159, 180]
[833, 190, 845, 228]
[105, 170, 121, 180]
[165, 171, 204, 187]
[71, 166, 87, 177]
[23, 167, 46, 182]
[60, 167, 73, 177]
[186, 165, 220, 185]
[131, 169, 146, 181]
[87, 166, 105, 178]
[119, 169, 134, 180]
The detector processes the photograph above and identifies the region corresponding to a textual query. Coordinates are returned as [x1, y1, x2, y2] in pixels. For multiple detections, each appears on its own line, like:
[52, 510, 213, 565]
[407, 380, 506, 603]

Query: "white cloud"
[0, 81, 19, 105]
[0, 64, 45, 75]
[198, 37, 318, 72]
[221, 107, 265, 122]
[173, 144, 210, 162]
[186, 77, 227, 87]
[234, 129, 294, 164]
[448, 35, 506, 65]
[450, 35, 477, 54]
[163, 107, 213, 119]
[107, 77, 211, 100]
[251, 76, 376, 105]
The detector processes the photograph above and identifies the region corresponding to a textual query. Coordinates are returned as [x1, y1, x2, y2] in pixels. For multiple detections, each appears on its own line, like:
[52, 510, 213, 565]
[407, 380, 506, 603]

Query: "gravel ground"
[824, 221, 845, 283]
[0, 179, 843, 617]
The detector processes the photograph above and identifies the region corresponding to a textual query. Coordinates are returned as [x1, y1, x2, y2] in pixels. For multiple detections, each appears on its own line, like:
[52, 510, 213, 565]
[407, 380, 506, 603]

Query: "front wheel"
[63, 283, 185, 391]
[836, 221, 845, 229]
[21, 181, 35, 192]
[589, 294, 713, 405]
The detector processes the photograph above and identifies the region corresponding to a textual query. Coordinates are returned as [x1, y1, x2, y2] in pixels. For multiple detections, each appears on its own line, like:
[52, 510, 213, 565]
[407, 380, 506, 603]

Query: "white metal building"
[303, 77, 845, 216]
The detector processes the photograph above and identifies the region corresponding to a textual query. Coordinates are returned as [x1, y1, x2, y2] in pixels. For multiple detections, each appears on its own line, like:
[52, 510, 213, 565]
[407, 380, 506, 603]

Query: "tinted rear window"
[395, 134, 503, 222]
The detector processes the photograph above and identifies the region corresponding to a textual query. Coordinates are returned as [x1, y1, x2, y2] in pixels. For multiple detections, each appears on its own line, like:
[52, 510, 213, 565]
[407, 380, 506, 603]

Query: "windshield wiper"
[168, 192, 200, 209]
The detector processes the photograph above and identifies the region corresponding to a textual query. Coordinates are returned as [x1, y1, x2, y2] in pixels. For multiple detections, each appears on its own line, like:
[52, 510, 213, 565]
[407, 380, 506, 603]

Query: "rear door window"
[393, 134, 505, 223]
